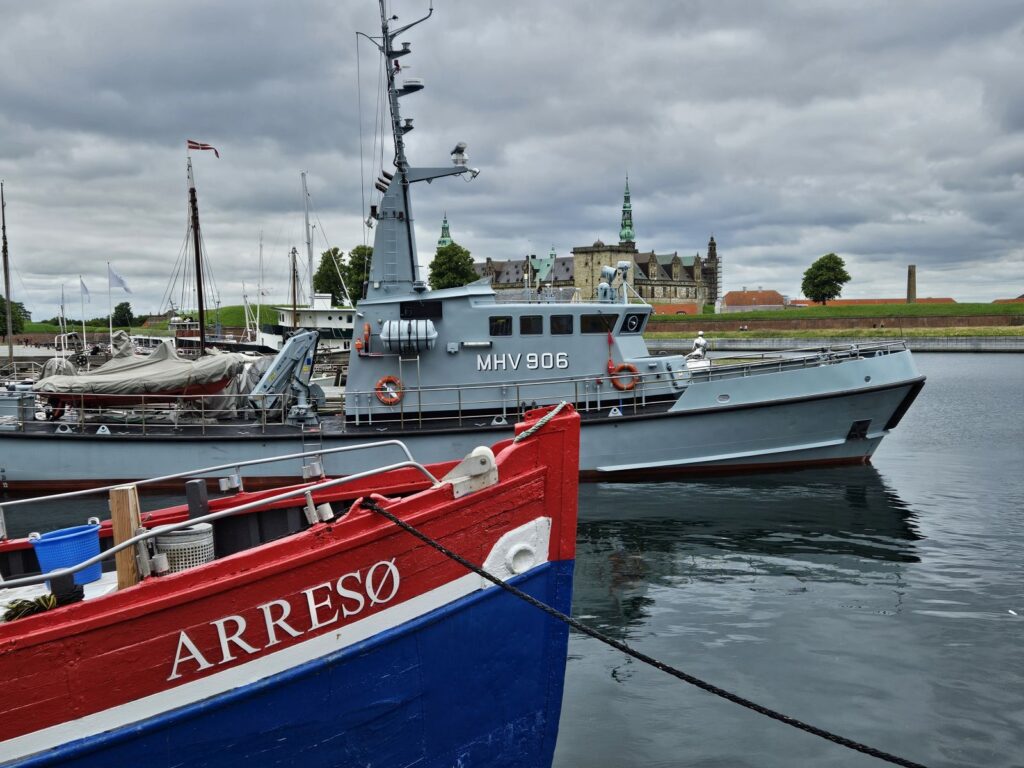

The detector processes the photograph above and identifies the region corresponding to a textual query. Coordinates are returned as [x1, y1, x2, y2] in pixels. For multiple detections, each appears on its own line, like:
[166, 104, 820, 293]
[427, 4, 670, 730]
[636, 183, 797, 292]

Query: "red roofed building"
[721, 289, 787, 312]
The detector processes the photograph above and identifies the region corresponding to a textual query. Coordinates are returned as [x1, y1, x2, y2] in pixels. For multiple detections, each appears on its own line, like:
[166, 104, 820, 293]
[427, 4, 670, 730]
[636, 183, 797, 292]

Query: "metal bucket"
[154, 523, 215, 573]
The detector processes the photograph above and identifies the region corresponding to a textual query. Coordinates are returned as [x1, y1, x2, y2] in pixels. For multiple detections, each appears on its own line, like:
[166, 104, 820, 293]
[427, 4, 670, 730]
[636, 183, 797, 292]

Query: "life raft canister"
[375, 375, 404, 405]
[608, 362, 640, 392]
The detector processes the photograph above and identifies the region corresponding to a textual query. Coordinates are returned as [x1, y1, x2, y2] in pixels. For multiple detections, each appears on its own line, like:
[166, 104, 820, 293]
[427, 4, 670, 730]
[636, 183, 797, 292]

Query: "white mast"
[257, 228, 263, 337]
[301, 171, 315, 324]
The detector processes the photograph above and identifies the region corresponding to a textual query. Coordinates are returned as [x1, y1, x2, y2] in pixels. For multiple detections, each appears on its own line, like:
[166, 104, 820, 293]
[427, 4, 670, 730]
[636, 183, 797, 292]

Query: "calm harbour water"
[554, 353, 1024, 768]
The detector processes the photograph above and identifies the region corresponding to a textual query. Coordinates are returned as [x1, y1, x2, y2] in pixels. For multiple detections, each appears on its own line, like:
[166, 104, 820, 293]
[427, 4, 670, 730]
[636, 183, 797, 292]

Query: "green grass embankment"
[648, 326, 1024, 339]
[652, 302, 1024, 322]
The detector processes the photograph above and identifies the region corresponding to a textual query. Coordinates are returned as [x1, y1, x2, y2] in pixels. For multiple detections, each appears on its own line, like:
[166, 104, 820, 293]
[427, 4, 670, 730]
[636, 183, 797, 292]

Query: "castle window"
[520, 315, 542, 335]
[489, 316, 512, 336]
[551, 315, 573, 335]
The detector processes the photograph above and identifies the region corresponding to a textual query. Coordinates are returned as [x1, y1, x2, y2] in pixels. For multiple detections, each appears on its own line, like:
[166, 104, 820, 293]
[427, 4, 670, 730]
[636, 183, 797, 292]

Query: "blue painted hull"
[12, 561, 574, 768]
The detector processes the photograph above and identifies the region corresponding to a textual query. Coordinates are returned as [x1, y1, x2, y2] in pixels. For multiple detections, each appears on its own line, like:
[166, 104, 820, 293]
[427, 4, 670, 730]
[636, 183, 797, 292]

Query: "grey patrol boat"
[0, 3, 923, 492]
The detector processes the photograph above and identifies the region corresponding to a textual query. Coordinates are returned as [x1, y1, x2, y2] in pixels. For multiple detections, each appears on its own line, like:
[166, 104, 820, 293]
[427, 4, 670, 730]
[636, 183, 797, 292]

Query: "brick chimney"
[907, 265, 917, 304]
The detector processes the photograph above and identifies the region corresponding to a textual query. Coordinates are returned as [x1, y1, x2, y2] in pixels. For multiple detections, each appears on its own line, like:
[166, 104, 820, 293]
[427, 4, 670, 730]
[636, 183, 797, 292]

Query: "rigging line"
[359, 496, 929, 768]
[357, 33, 368, 247]
[157, 230, 192, 316]
[11, 265, 31, 303]
[371, 40, 384, 209]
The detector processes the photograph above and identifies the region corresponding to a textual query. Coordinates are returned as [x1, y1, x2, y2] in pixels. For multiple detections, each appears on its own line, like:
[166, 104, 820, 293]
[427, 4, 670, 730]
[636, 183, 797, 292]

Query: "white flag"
[80, 277, 90, 302]
[108, 264, 132, 294]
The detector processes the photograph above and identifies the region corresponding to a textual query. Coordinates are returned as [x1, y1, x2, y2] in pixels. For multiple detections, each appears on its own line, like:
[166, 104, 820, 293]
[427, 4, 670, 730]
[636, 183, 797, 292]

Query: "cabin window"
[581, 314, 616, 334]
[551, 315, 573, 335]
[620, 312, 647, 334]
[401, 300, 443, 320]
[489, 316, 513, 336]
[520, 315, 543, 335]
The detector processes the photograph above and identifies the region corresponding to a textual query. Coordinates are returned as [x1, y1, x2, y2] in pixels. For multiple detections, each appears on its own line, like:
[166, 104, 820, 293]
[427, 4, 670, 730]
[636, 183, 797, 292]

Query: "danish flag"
[186, 139, 220, 158]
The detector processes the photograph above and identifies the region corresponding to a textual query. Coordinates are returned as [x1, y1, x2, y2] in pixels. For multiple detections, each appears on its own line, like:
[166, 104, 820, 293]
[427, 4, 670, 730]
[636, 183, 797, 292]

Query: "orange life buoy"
[375, 375, 404, 405]
[608, 362, 639, 392]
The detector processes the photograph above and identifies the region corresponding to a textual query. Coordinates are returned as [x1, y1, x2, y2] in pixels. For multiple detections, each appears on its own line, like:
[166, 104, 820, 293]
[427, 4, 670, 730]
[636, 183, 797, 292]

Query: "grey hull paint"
[0, 351, 921, 488]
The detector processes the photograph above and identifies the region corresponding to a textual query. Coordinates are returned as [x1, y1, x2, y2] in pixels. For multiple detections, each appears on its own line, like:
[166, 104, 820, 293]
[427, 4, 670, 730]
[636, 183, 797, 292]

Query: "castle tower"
[706, 235, 721, 303]
[619, 176, 635, 244]
[437, 212, 453, 248]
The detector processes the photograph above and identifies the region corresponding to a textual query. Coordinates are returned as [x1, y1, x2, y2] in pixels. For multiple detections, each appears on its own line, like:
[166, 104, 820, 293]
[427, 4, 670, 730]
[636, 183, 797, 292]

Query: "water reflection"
[573, 466, 921, 639]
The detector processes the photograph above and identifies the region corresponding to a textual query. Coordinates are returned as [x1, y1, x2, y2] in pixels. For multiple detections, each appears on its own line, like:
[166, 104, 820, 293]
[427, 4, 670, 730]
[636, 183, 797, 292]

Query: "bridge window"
[620, 312, 647, 334]
[520, 315, 543, 335]
[581, 314, 616, 334]
[489, 316, 513, 336]
[551, 315, 573, 335]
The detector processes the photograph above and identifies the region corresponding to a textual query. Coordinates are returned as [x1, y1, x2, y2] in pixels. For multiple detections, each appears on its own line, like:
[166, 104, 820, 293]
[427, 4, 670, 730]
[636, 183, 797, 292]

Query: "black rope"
[358, 497, 928, 768]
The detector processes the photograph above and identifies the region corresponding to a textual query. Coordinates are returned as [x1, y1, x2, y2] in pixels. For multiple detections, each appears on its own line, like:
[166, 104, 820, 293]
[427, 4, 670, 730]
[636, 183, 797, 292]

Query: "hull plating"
[7, 561, 574, 768]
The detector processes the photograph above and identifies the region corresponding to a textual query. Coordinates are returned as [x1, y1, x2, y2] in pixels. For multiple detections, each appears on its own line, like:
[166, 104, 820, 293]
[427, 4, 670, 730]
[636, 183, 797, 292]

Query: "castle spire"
[619, 175, 635, 244]
[437, 211, 453, 248]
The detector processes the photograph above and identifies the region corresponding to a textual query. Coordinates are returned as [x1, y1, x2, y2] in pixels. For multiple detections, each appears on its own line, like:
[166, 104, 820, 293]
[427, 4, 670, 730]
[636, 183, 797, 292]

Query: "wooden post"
[110, 484, 143, 590]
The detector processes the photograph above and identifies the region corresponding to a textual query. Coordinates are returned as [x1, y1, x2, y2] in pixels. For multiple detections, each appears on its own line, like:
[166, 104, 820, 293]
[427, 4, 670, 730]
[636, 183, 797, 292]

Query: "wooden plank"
[109, 484, 142, 590]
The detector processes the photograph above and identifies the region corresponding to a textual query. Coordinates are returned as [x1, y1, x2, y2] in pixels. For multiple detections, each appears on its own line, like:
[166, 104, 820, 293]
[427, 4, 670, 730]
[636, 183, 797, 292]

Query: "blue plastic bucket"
[30, 524, 102, 586]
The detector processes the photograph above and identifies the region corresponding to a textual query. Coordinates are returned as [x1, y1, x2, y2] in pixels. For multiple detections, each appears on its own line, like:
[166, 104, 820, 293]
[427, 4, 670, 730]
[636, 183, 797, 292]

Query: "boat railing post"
[457, 387, 462, 427]
[79, 393, 85, 430]
[142, 398, 147, 436]
[200, 395, 206, 435]
[416, 356, 423, 428]
[260, 394, 267, 433]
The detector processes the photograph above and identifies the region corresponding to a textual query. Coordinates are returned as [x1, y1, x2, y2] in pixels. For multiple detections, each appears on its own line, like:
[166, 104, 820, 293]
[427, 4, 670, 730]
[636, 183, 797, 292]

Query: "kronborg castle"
[470, 179, 721, 308]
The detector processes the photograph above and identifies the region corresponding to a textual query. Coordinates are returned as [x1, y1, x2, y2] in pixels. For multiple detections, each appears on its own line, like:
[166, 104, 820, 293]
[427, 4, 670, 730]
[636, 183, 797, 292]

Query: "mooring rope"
[512, 400, 569, 443]
[358, 496, 928, 768]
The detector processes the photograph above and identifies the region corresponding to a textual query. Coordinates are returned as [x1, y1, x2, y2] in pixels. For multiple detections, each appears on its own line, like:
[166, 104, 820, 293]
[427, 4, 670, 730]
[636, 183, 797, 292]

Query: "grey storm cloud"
[0, 0, 1021, 321]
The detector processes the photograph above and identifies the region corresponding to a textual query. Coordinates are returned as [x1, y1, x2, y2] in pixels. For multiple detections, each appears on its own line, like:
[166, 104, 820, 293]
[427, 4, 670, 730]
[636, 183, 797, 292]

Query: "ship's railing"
[5, 339, 910, 433]
[685, 340, 910, 384]
[0, 438, 441, 589]
[491, 287, 582, 304]
[344, 367, 672, 428]
[0, 360, 43, 381]
[341, 339, 910, 427]
[10, 391, 296, 434]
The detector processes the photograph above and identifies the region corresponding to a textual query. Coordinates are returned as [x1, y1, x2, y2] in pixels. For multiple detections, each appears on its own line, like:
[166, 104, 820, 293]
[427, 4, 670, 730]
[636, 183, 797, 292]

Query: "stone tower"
[907, 264, 917, 303]
[437, 212, 453, 248]
[619, 176, 635, 244]
[706, 235, 721, 304]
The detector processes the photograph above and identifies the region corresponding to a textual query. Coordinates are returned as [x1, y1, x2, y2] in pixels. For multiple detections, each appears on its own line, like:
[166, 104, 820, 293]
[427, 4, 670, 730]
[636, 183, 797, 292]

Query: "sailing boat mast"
[290, 247, 299, 329]
[0, 182, 12, 367]
[301, 172, 316, 324]
[187, 158, 207, 356]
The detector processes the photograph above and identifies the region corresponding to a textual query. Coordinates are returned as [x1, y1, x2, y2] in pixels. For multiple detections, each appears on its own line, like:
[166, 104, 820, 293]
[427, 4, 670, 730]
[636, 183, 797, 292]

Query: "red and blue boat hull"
[1, 408, 580, 768]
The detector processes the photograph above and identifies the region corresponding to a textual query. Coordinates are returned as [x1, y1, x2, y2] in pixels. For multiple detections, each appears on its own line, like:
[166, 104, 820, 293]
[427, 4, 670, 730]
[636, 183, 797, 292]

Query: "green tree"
[801, 253, 851, 305]
[0, 297, 25, 336]
[428, 242, 476, 290]
[343, 245, 373, 301]
[111, 301, 134, 328]
[313, 247, 348, 305]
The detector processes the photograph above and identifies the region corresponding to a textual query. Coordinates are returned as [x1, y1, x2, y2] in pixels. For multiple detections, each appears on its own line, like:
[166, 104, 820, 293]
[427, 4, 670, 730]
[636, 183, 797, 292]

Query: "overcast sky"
[1, 0, 1022, 321]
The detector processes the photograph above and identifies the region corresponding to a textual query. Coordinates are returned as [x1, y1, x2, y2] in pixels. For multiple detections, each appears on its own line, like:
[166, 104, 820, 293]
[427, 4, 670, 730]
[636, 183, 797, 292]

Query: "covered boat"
[0, 404, 579, 768]
[33, 331, 249, 407]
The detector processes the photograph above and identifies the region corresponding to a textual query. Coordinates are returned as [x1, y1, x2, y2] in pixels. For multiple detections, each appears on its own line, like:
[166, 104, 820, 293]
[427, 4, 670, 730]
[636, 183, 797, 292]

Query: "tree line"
[312, 240, 477, 302]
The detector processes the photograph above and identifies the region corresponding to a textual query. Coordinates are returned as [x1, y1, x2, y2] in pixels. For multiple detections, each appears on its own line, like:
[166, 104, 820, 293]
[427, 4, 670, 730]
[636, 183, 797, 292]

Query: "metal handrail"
[0, 458, 443, 590]
[0, 438, 419, 513]
[9, 339, 909, 433]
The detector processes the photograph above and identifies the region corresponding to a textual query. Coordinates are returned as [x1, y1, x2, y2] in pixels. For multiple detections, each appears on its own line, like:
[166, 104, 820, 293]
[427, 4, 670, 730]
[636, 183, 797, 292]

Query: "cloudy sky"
[1, 0, 1022, 321]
